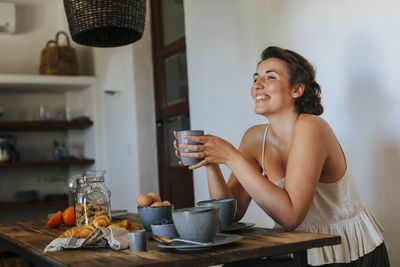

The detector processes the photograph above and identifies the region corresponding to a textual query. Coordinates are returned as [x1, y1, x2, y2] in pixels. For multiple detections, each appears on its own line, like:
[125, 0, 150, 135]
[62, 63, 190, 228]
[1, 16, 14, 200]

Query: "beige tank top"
[261, 124, 384, 266]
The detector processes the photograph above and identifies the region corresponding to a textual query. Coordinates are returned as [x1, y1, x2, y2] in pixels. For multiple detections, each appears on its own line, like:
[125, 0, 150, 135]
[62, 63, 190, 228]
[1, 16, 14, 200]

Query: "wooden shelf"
[0, 74, 96, 93]
[0, 120, 93, 131]
[0, 200, 68, 211]
[0, 159, 94, 168]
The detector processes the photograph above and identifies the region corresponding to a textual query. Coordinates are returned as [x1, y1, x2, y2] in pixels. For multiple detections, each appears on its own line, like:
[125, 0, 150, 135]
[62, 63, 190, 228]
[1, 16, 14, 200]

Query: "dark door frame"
[150, 0, 194, 208]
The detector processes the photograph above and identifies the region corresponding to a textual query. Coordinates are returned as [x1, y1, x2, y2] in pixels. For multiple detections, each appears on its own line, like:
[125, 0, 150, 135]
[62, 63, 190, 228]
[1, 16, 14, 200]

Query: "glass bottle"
[0, 138, 11, 163]
[74, 171, 111, 226]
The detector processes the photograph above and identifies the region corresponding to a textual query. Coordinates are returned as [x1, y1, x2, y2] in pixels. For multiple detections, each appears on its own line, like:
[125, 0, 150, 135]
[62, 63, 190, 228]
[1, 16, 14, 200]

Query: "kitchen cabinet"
[0, 74, 102, 213]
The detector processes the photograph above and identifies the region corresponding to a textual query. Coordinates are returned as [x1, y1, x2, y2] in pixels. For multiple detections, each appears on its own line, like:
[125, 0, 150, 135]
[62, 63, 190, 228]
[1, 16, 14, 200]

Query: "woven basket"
[39, 31, 79, 75]
[63, 0, 146, 47]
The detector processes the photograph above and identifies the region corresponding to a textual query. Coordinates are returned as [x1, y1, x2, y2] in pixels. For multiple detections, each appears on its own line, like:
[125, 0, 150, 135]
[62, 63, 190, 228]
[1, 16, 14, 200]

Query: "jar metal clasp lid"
[68, 170, 107, 206]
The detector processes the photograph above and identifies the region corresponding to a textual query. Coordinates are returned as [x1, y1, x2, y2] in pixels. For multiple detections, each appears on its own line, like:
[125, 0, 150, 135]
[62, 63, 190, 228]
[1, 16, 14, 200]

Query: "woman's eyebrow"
[265, 69, 278, 74]
[254, 69, 278, 77]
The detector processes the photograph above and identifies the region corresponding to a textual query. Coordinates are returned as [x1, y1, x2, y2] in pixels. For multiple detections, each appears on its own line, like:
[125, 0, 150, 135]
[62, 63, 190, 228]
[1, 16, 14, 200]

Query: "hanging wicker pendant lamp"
[63, 0, 146, 47]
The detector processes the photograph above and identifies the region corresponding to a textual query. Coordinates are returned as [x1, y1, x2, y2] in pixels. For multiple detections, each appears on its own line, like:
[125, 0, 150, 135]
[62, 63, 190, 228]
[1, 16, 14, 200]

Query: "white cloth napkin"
[44, 226, 129, 252]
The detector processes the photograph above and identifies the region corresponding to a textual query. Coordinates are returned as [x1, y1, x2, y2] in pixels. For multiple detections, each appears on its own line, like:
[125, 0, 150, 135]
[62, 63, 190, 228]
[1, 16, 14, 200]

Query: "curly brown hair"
[260, 46, 323, 116]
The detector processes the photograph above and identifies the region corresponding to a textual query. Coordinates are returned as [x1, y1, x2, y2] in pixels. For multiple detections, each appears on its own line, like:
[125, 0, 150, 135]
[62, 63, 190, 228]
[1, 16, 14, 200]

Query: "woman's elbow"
[281, 223, 298, 232]
[234, 208, 246, 222]
[279, 217, 303, 231]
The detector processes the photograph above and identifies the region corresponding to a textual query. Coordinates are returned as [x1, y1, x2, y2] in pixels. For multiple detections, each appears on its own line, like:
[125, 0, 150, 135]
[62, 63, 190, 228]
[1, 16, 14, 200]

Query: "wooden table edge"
[0, 219, 342, 267]
[0, 232, 66, 267]
[0, 231, 341, 267]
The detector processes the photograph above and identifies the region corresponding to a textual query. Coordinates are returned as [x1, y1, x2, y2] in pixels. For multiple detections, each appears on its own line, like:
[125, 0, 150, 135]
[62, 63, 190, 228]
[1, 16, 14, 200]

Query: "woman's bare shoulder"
[294, 114, 336, 147]
[296, 114, 331, 134]
[239, 124, 267, 153]
[243, 124, 268, 140]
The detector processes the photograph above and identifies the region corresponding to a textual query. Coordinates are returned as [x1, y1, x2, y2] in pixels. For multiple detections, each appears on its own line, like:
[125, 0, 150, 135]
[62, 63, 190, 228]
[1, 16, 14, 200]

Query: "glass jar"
[0, 138, 11, 163]
[74, 171, 111, 226]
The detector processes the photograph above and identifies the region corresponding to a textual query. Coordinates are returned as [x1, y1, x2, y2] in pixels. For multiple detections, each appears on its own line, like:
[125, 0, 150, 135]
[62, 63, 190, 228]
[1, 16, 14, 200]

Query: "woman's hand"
[176, 133, 239, 170]
[173, 131, 184, 166]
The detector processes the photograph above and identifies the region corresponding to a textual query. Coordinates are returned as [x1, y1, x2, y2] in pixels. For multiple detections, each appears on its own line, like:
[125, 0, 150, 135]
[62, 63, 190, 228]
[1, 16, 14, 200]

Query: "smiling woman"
[252, 47, 323, 119]
[173, 46, 389, 266]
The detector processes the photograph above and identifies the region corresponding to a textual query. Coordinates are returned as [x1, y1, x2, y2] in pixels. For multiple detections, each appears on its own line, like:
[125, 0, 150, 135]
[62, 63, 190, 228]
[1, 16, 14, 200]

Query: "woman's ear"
[292, 83, 305, 99]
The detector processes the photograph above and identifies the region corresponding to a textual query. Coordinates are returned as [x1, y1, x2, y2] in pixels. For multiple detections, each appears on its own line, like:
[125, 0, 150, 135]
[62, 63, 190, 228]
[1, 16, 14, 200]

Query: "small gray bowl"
[137, 205, 173, 231]
[151, 223, 178, 239]
[172, 206, 219, 243]
[197, 198, 237, 230]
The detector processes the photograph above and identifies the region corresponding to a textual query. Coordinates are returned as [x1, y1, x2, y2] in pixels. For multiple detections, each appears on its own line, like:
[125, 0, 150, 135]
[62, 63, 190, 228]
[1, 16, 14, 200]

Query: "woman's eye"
[266, 76, 275, 80]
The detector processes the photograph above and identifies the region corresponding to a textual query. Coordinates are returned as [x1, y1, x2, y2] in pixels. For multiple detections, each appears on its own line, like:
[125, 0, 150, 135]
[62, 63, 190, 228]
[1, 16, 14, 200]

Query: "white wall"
[184, 0, 400, 264]
[0, 0, 157, 212]
[91, 0, 156, 212]
[0, 0, 93, 75]
[0, 0, 95, 201]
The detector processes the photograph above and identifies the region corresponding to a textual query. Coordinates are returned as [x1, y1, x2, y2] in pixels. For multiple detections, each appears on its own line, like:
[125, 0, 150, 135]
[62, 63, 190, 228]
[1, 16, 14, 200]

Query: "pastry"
[58, 226, 81, 238]
[79, 224, 96, 238]
[118, 219, 139, 231]
[93, 215, 111, 228]
[75, 202, 108, 227]
[108, 223, 120, 228]
[107, 219, 139, 231]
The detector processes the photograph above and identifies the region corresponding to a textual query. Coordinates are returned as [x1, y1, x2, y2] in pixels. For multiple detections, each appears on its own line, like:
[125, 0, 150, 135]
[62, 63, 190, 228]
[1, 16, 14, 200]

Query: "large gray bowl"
[137, 205, 173, 230]
[172, 207, 219, 243]
[197, 198, 237, 230]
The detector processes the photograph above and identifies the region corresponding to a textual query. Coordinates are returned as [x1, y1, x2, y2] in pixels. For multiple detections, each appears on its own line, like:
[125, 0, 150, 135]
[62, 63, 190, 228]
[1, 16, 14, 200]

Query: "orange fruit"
[46, 211, 62, 227]
[62, 206, 75, 226]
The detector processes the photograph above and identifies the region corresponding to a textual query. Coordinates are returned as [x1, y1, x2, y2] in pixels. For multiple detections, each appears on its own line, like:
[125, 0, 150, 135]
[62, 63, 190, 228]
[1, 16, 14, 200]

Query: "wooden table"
[0, 214, 341, 267]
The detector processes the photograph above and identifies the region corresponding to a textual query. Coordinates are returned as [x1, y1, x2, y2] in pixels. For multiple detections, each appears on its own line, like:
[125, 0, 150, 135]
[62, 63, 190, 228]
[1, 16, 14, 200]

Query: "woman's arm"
[228, 117, 327, 230]
[205, 164, 252, 221]
[174, 130, 257, 220]
[182, 117, 328, 230]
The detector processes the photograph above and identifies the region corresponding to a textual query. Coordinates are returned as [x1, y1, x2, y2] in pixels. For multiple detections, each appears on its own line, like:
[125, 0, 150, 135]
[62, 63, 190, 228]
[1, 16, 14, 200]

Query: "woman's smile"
[255, 94, 270, 102]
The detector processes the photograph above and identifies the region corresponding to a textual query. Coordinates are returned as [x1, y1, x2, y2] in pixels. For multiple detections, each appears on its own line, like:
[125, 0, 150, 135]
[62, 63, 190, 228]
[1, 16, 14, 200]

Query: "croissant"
[79, 224, 96, 238]
[118, 219, 139, 231]
[93, 215, 111, 228]
[108, 223, 120, 228]
[58, 226, 81, 238]
[107, 219, 139, 231]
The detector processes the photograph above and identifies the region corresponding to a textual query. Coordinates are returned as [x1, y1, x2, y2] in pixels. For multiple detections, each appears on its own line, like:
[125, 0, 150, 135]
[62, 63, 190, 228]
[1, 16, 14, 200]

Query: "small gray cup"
[177, 130, 204, 166]
[137, 205, 173, 230]
[197, 198, 237, 230]
[128, 229, 147, 252]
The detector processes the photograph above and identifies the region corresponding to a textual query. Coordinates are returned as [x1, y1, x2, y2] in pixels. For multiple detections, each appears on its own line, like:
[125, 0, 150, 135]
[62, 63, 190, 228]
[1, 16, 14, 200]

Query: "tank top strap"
[261, 124, 270, 176]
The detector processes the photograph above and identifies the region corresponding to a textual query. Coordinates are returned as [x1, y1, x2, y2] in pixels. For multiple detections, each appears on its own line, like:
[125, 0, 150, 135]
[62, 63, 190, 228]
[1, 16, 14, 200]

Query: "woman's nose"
[254, 79, 264, 90]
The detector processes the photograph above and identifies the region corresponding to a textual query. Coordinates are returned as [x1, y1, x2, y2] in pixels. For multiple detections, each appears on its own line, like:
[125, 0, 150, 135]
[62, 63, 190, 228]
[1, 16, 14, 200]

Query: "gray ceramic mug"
[128, 229, 147, 252]
[197, 198, 237, 230]
[177, 130, 204, 166]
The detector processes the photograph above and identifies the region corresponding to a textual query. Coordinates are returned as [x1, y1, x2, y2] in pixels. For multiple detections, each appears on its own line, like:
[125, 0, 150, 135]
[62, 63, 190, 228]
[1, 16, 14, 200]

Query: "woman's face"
[251, 58, 295, 116]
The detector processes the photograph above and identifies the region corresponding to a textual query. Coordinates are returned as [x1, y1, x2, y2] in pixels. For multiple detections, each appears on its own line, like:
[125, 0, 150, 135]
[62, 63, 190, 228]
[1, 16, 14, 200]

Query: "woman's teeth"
[256, 95, 266, 101]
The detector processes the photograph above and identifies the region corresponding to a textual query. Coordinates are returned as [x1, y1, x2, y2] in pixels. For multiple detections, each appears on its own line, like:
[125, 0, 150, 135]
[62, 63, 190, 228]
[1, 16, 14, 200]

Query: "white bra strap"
[261, 124, 270, 176]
